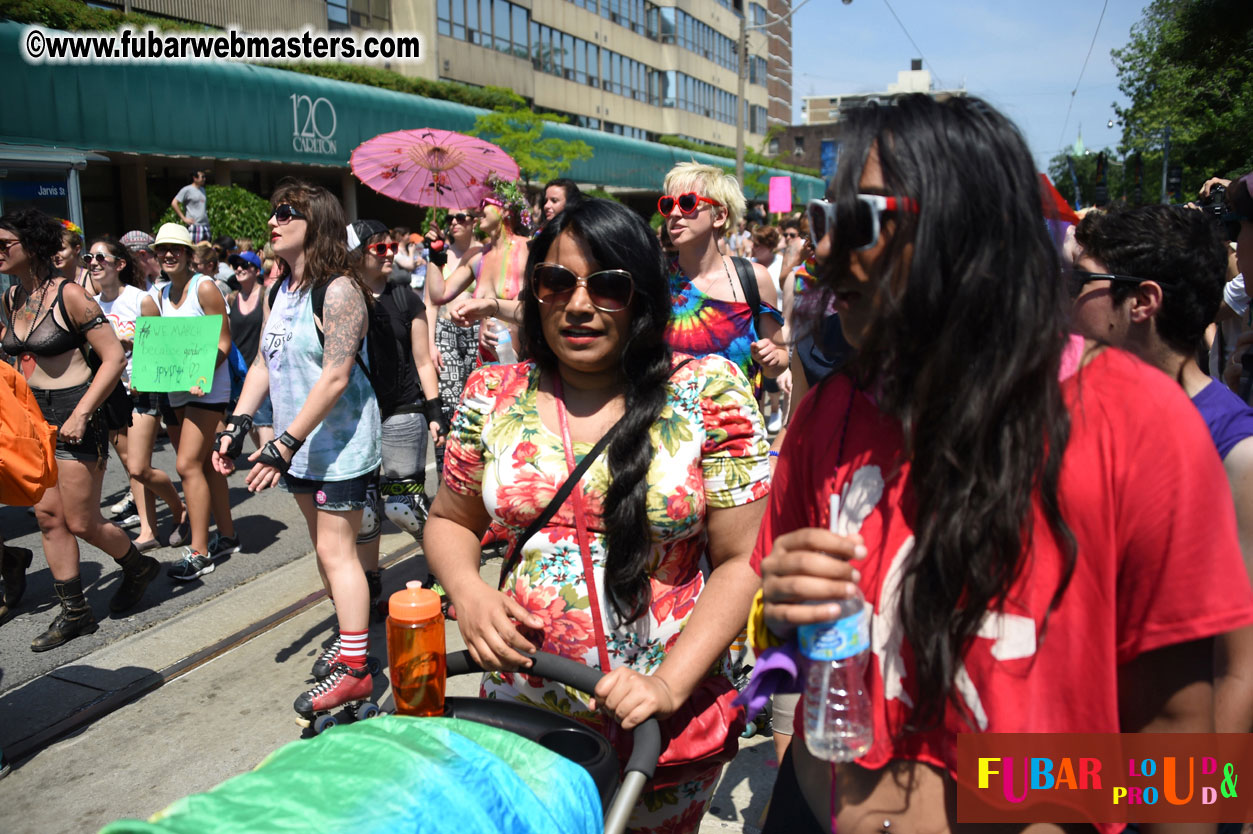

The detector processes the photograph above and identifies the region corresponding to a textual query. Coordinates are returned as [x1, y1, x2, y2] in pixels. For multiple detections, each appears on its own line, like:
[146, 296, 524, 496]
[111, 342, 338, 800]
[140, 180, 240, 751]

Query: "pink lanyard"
[552, 375, 614, 673]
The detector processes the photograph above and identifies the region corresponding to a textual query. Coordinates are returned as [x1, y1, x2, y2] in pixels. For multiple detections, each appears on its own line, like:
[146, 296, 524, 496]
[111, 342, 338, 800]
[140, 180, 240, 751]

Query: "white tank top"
[159, 275, 232, 404]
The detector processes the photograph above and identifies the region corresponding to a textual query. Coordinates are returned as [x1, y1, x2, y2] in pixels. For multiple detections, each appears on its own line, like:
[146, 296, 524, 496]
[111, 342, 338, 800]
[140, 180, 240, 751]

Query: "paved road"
[0, 433, 437, 697]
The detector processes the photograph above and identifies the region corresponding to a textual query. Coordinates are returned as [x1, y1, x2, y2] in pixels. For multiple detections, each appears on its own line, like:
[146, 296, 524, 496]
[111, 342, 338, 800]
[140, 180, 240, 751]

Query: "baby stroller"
[98, 651, 661, 834]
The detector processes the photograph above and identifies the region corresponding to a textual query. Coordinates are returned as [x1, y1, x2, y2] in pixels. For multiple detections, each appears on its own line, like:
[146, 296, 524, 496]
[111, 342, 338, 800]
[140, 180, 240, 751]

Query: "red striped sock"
[339, 629, 368, 668]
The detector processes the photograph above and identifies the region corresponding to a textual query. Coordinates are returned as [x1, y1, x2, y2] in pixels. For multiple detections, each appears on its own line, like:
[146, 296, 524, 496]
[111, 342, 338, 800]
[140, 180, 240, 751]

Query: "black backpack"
[268, 279, 408, 418]
[730, 256, 764, 338]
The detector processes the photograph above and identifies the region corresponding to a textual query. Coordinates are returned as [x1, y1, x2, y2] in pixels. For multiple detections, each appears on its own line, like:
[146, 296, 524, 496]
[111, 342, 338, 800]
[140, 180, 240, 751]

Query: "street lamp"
[735, 0, 821, 184]
[1109, 117, 1173, 204]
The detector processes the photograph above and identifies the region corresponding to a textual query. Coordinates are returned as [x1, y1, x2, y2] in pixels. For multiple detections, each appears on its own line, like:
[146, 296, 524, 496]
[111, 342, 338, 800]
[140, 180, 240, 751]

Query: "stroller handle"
[446, 649, 661, 780]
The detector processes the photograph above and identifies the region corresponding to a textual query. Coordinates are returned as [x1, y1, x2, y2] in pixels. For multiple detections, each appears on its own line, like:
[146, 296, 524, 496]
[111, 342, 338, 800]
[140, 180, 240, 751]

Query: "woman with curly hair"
[753, 94, 1253, 833]
[425, 199, 770, 833]
[0, 210, 160, 650]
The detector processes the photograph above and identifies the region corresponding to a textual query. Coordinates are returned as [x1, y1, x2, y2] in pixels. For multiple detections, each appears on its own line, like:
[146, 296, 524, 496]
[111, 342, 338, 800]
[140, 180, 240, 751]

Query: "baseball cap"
[346, 219, 390, 251]
[120, 230, 155, 251]
[228, 251, 263, 272]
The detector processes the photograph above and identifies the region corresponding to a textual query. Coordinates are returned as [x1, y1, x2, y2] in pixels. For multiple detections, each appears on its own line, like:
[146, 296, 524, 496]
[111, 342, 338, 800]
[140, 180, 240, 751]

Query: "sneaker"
[207, 533, 241, 561]
[766, 408, 783, 434]
[294, 662, 374, 719]
[110, 491, 135, 517]
[115, 512, 141, 530]
[311, 632, 343, 680]
[109, 554, 160, 613]
[167, 548, 215, 581]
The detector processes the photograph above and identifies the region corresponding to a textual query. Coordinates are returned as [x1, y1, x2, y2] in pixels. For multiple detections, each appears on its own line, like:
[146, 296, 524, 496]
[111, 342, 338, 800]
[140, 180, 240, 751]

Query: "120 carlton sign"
[290, 93, 337, 156]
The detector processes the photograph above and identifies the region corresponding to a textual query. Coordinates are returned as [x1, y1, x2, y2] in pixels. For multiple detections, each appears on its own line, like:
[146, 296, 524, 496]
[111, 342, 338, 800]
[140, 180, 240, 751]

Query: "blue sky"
[785, 0, 1150, 173]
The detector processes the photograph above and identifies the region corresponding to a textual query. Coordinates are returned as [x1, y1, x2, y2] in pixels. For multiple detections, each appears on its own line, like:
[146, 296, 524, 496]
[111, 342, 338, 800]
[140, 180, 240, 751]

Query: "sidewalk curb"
[5, 542, 422, 764]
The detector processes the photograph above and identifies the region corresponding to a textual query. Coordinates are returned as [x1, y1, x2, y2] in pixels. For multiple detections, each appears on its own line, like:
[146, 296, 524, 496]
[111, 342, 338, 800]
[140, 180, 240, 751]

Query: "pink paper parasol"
[350, 128, 520, 209]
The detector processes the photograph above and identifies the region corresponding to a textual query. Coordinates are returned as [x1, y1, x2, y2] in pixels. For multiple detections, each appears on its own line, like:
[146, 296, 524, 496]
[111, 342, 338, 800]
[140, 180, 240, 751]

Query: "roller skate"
[311, 632, 382, 680]
[294, 662, 380, 734]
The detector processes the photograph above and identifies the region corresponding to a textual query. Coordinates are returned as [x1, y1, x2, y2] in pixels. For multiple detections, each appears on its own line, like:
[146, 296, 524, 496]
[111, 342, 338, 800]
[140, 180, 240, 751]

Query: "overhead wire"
[880, 0, 944, 90]
[1056, 0, 1110, 151]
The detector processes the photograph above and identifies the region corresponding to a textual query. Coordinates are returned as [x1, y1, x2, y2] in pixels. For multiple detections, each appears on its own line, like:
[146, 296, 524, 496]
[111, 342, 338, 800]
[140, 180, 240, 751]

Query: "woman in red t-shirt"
[753, 94, 1253, 833]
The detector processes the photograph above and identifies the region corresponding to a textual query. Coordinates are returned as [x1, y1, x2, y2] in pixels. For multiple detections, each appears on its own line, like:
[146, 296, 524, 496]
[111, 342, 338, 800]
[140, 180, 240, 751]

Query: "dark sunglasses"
[365, 241, 398, 257]
[1066, 268, 1166, 298]
[447, 213, 477, 226]
[532, 263, 634, 312]
[81, 252, 119, 267]
[0, 239, 20, 254]
[658, 193, 721, 216]
[806, 194, 920, 250]
[271, 204, 306, 224]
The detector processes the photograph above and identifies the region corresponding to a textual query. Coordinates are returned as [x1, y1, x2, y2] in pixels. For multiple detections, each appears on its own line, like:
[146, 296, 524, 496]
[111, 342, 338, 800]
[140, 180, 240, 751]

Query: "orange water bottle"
[387, 581, 446, 716]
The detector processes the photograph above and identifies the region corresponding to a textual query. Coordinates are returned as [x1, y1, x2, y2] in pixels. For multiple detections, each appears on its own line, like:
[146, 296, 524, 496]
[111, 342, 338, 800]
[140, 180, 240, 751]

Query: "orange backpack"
[0, 360, 58, 506]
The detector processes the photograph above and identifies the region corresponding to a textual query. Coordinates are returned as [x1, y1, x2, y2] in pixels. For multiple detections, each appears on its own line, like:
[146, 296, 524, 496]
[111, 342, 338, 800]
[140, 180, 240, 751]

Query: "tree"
[1046, 148, 1167, 209]
[155, 185, 272, 243]
[469, 107, 593, 188]
[1111, 0, 1253, 190]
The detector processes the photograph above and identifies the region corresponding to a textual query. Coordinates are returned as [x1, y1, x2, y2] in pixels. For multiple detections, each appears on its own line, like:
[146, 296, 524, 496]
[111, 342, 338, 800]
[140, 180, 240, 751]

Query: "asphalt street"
[0, 433, 437, 697]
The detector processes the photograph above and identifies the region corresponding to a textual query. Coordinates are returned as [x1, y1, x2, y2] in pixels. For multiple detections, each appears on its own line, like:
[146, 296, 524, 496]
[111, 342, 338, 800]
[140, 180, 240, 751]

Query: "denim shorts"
[282, 471, 372, 511]
[253, 394, 273, 428]
[32, 381, 109, 464]
[132, 391, 160, 417]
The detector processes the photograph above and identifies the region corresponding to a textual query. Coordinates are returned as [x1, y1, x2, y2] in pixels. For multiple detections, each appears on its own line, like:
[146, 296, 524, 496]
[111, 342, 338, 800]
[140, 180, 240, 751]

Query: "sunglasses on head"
[806, 194, 920, 250]
[531, 263, 634, 312]
[365, 241, 398, 257]
[81, 252, 118, 267]
[271, 204, 306, 224]
[658, 193, 721, 216]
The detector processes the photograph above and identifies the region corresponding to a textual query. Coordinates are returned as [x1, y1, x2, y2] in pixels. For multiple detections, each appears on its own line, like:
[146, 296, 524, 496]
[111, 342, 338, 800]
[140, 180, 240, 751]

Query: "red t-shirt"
[753, 348, 1253, 775]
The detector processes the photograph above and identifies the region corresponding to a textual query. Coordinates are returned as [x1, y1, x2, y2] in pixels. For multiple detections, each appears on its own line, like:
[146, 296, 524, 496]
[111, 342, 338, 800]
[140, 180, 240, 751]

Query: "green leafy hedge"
[657, 135, 821, 178]
[156, 185, 273, 244]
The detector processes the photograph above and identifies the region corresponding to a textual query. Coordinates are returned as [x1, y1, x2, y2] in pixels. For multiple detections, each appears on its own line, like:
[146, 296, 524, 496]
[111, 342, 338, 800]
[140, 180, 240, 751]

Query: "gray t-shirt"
[175, 184, 208, 224]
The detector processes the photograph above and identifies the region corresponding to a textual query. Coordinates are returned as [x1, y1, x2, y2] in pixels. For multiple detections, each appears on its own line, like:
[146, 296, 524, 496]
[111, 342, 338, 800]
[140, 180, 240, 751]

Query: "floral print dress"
[443, 353, 770, 833]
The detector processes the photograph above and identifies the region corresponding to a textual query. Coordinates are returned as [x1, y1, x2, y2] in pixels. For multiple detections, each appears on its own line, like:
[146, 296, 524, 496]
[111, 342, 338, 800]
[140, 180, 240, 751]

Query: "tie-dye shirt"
[666, 259, 783, 397]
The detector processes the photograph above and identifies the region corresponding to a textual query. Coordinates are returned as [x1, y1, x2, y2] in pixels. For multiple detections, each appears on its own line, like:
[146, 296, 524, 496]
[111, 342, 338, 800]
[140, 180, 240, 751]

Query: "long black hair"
[521, 199, 674, 623]
[821, 95, 1076, 731]
[0, 209, 63, 282]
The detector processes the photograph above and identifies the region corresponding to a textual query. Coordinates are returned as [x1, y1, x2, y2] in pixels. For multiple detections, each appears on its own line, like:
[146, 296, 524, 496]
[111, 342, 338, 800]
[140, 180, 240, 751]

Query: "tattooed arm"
[61, 282, 125, 442]
[281, 275, 367, 444]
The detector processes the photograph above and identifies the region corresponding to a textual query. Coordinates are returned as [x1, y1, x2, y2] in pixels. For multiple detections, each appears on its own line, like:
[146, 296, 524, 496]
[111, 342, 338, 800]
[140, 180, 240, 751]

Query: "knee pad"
[383, 478, 428, 535]
[356, 480, 382, 544]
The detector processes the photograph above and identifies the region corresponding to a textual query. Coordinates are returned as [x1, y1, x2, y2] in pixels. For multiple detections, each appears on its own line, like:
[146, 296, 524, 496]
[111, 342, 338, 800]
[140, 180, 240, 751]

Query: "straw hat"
[153, 223, 194, 249]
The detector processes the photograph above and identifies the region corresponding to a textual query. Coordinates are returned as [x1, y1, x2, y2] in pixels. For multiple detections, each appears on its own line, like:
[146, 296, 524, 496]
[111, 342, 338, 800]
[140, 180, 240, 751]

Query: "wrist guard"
[215, 414, 253, 459]
[423, 397, 446, 427]
[256, 440, 292, 473]
[277, 431, 304, 453]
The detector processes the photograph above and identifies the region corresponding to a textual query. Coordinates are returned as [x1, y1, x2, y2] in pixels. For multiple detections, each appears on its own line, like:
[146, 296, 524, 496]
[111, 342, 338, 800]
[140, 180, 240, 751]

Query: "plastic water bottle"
[387, 581, 445, 716]
[492, 318, 517, 364]
[798, 495, 873, 761]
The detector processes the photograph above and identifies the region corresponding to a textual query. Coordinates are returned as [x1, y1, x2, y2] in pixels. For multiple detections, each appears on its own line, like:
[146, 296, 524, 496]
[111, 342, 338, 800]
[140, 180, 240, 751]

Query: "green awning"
[0, 21, 825, 201]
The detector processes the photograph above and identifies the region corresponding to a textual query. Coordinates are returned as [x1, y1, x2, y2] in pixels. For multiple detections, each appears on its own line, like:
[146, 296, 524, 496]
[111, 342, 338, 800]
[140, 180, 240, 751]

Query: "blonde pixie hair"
[662, 162, 745, 232]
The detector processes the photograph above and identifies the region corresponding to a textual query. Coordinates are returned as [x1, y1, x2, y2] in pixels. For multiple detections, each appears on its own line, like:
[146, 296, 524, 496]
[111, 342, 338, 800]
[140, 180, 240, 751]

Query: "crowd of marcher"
[3, 93, 1253, 833]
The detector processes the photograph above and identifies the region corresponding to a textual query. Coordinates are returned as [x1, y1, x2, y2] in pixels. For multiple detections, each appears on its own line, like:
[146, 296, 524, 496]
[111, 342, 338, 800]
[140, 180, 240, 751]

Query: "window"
[495, 0, 511, 52]
[562, 32, 575, 77]
[467, 0, 480, 44]
[793, 135, 804, 152]
[328, 0, 350, 30]
[659, 7, 675, 43]
[512, 5, 528, 56]
[451, 0, 465, 41]
[575, 38, 587, 84]
[588, 43, 600, 87]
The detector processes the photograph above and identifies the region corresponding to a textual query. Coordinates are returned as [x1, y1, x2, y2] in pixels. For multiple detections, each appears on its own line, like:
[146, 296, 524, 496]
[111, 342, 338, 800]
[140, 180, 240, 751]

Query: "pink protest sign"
[768, 176, 792, 214]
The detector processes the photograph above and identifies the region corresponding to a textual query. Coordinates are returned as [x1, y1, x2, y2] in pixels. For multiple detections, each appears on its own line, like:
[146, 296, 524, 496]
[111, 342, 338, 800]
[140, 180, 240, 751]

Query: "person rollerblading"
[382, 478, 428, 540]
[294, 662, 378, 732]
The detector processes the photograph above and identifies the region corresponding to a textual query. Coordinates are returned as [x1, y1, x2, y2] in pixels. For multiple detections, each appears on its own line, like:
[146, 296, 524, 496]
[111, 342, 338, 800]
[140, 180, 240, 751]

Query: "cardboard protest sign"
[131, 315, 221, 393]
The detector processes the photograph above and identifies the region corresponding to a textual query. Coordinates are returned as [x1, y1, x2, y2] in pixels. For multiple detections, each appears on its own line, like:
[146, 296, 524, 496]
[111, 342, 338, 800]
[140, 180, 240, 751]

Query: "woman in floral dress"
[425, 199, 770, 834]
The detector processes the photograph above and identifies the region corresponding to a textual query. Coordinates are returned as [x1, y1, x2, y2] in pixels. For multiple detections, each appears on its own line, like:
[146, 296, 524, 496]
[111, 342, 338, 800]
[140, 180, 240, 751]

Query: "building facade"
[105, 0, 789, 152]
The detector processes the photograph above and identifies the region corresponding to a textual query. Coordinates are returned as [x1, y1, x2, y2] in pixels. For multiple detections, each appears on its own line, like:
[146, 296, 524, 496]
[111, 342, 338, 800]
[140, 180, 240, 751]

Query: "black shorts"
[132, 391, 161, 417]
[282, 472, 372, 511]
[32, 381, 109, 464]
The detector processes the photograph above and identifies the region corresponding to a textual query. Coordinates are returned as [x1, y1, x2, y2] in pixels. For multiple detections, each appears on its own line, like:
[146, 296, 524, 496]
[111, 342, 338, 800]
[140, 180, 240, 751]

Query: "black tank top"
[1, 281, 85, 358]
[228, 289, 264, 364]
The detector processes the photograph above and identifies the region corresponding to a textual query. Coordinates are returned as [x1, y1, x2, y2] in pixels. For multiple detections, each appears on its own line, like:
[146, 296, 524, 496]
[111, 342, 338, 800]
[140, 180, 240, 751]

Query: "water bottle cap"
[389, 580, 441, 621]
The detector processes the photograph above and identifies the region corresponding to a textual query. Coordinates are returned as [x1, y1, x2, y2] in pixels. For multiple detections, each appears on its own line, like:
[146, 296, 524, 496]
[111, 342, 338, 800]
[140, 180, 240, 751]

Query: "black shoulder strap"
[731, 256, 762, 337]
[309, 280, 370, 376]
[496, 357, 696, 587]
[267, 280, 281, 311]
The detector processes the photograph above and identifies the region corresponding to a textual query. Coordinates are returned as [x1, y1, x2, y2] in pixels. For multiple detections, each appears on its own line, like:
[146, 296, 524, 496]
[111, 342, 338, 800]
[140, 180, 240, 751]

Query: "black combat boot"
[109, 545, 160, 614]
[31, 577, 98, 652]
